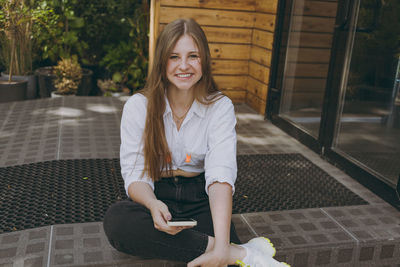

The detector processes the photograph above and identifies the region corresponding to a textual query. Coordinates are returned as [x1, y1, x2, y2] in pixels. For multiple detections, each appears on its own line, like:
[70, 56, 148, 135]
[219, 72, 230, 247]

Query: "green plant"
[0, 0, 34, 79]
[99, 1, 149, 93]
[97, 78, 127, 96]
[73, 0, 141, 66]
[32, 0, 87, 64]
[53, 57, 82, 95]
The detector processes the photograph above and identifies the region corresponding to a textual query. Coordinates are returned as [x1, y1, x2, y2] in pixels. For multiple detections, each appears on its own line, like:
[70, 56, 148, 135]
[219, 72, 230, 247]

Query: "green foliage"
[99, 2, 149, 92]
[73, 0, 141, 66]
[29, 2, 58, 65]
[1, 0, 150, 94]
[97, 79, 122, 96]
[32, 0, 87, 63]
[53, 56, 82, 95]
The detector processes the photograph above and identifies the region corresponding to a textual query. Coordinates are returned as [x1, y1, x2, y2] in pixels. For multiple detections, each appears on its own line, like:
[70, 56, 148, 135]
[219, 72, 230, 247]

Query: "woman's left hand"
[187, 246, 230, 267]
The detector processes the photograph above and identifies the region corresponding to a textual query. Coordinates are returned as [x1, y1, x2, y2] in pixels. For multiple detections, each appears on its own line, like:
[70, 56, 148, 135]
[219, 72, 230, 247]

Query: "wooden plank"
[203, 26, 252, 44]
[214, 75, 247, 89]
[252, 29, 274, 49]
[247, 76, 268, 100]
[291, 16, 335, 33]
[160, 0, 256, 11]
[222, 89, 247, 103]
[290, 32, 333, 48]
[159, 7, 255, 28]
[255, 0, 278, 14]
[159, 24, 253, 44]
[293, 0, 338, 17]
[250, 45, 272, 67]
[211, 60, 248, 75]
[149, 0, 161, 73]
[286, 63, 329, 78]
[249, 61, 270, 84]
[209, 43, 250, 60]
[254, 13, 276, 31]
[286, 48, 332, 63]
[246, 92, 267, 114]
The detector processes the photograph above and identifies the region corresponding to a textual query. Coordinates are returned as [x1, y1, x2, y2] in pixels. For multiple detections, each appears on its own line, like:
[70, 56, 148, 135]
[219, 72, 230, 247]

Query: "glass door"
[268, 0, 340, 152]
[332, 0, 400, 187]
[279, 0, 337, 138]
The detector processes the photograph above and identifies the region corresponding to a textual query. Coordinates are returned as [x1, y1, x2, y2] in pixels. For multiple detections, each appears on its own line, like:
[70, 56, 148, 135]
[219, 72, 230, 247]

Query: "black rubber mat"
[233, 154, 367, 213]
[0, 159, 125, 234]
[0, 154, 367, 233]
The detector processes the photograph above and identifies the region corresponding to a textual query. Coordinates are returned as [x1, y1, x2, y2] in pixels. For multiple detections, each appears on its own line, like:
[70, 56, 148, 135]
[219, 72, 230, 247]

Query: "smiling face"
[166, 35, 203, 92]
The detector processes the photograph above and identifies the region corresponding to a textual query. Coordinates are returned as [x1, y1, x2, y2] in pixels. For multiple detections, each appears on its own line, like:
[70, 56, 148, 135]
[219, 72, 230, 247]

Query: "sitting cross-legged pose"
[103, 18, 290, 267]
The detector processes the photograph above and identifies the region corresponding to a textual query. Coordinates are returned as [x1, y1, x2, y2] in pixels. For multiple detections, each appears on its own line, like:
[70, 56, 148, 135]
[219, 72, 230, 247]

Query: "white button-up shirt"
[120, 93, 237, 196]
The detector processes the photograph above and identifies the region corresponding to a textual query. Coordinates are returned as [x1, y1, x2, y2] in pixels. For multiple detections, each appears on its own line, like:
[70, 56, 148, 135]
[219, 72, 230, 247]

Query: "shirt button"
[174, 177, 179, 183]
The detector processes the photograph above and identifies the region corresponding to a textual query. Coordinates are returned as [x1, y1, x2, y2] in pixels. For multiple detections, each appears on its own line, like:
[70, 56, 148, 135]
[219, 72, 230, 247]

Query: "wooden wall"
[150, 0, 279, 114]
[247, 0, 277, 114]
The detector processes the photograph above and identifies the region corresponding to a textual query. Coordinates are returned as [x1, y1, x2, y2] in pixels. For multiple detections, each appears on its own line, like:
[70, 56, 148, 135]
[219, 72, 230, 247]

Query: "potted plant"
[34, 0, 92, 97]
[99, 1, 149, 95]
[0, 0, 30, 102]
[97, 74, 130, 97]
[36, 63, 92, 97]
[51, 57, 82, 97]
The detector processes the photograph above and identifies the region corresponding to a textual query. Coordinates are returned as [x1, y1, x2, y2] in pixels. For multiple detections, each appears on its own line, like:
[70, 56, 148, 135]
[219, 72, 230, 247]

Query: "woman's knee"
[103, 200, 150, 243]
[103, 201, 124, 236]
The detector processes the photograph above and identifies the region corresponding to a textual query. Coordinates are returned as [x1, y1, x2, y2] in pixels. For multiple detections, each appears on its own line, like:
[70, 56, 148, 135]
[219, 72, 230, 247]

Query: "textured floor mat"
[0, 154, 367, 233]
[233, 154, 367, 213]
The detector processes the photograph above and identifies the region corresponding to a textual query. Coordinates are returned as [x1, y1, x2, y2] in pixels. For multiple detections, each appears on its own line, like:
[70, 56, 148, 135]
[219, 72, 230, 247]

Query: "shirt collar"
[163, 95, 206, 119]
[164, 95, 172, 118]
[191, 98, 206, 118]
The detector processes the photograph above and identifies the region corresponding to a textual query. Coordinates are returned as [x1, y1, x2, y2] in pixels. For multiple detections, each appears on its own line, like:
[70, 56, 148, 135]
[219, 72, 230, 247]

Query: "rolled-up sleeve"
[204, 97, 237, 195]
[120, 94, 154, 196]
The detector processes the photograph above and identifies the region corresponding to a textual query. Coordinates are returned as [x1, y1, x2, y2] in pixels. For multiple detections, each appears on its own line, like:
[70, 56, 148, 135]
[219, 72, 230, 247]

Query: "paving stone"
[323, 205, 400, 242]
[23, 256, 43, 267]
[0, 226, 50, 266]
[25, 242, 45, 254]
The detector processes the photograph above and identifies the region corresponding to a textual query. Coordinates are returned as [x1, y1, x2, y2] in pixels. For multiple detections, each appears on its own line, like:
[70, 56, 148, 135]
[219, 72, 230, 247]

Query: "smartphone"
[167, 218, 197, 227]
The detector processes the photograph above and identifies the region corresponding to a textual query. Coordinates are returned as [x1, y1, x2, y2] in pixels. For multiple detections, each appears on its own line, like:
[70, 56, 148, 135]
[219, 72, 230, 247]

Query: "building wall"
[247, 0, 277, 114]
[150, 0, 279, 114]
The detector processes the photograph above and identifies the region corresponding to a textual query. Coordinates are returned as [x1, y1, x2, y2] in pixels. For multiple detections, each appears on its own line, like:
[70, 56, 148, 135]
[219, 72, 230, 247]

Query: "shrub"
[53, 57, 82, 95]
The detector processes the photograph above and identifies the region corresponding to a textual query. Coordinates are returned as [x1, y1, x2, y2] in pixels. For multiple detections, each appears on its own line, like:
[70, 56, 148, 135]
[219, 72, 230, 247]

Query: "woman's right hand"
[148, 199, 192, 235]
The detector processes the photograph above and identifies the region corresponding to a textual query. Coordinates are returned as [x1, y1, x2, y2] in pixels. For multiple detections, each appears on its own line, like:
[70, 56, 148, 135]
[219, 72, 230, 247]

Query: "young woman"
[103, 18, 290, 267]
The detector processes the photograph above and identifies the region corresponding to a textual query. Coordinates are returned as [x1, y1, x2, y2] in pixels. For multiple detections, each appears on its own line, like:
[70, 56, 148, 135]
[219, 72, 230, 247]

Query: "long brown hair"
[140, 18, 221, 182]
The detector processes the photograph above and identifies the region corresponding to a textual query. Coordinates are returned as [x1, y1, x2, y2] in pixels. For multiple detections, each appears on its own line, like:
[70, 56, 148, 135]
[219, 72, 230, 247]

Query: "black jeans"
[103, 173, 241, 263]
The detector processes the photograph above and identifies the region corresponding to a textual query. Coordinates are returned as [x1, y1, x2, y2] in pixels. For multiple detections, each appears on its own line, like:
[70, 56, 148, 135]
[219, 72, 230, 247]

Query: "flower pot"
[0, 78, 27, 103]
[35, 67, 56, 98]
[77, 68, 94, 96]
[51, 91, 62, 98]
[1, 72, 38, 99]
[50, 91, 75, 98]
[35, 67, 93, 98]
[110, 92, 130, 97]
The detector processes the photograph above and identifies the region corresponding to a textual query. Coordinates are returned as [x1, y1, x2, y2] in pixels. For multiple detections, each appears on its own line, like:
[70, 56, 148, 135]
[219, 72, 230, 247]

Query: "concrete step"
[1, 204, 399, 267]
